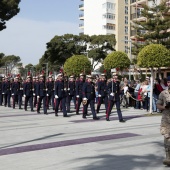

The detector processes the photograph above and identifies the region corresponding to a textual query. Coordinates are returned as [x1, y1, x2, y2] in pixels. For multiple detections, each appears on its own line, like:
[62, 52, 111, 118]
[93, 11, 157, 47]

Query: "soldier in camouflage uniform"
[157, 76, 170, 166]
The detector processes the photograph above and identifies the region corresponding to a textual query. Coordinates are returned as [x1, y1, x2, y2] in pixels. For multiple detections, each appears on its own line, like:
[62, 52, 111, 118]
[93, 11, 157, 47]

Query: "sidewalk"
[0, 105, 166, 170]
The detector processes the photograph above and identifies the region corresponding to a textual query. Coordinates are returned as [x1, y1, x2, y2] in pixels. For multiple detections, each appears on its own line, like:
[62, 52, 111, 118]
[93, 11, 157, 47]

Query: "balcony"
[131, 13, 146, 22]
[79, 4, 84, 11]
[79, 14, 84, 20]
[79, 23, 84, 29]
[79, 32, 84, 35]
[131, 0, 147, 7]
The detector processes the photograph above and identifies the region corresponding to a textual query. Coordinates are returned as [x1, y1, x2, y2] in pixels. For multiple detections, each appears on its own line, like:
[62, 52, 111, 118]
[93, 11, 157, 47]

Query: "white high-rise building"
[79, 0, 131, 54]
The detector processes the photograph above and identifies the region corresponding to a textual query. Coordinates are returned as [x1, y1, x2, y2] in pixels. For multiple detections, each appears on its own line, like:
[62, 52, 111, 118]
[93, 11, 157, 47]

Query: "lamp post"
[123, 39, 132, 80]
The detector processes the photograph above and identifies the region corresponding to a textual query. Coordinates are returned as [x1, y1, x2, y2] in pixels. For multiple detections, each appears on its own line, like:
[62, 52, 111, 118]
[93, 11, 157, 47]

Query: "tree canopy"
[104, 51, 130, 70]
[40, 34, 116, 70]
[64, 55, 91, 76]
[131, 1, 170, 56]
[137, 44, 170, 68]
[0, 0, 21, 31]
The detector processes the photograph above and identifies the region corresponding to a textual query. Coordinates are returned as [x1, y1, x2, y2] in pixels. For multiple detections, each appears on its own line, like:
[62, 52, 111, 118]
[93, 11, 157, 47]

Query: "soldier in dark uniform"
[23, 76, 34, 112]
[2, 76, 11, 107]
[106, 73, 125, 122]
[54, 73, 68, 117]
[0, 78, 3, 106]
[11, 77, 19, 109]
[96, 74, 108, 113]
[46, 75, 54, 110]
[76, 73, 85, 115]
[18, 77, 24, 109]
[36, 75, 47, 114]
[67, 75, 76, 113]
[82, 75, 100, 120]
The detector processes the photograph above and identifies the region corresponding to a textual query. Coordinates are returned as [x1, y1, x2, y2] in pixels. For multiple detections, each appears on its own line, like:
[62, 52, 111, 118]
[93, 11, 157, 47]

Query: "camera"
[165, 102, 170, 109]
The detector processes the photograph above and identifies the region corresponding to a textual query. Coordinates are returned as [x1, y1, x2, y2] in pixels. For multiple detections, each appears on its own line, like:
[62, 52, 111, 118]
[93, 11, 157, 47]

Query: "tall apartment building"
[79, 0, 131, 56]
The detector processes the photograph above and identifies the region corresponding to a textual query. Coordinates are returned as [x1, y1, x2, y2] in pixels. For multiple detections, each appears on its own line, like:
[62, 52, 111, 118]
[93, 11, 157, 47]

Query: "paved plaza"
[0, 104, 167, 170]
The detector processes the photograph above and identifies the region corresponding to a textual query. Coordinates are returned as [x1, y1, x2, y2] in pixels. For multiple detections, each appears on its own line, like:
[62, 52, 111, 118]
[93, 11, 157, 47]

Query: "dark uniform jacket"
[54, 80, 65, 98]
[82, 81, 96, 100]
[98, 80, 107, 97]
[46, 81, 54, 95]
[23, 82, 33, 96]
[37, 81, 46, 97]
[76, 79, 84, 98]
[107, 81, 120, 101]
[68, 81, 75, 96]
[2, 81, 11, 94]
[11, 82, 19, 95]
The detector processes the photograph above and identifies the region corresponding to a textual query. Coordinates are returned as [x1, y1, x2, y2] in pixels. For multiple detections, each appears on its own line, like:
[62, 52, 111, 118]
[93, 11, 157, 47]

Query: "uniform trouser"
[67, 95, 76, 112]
[0, 92, 2, 105]
[97, 96, 108, 112]
[83, 99, 97, 118]
[33, 95, 37, 107]
[18, 94, 22, 108]
[55, 97, 67, 116]
[106, 100, 123, 120]
[47, 93, 54, 109]
[37, 96, 47, 114]
[4, 93, 11, 107]
[12, 94, 18, 108]
[76, 97, 83, 113]
[24, 96, 33, 110]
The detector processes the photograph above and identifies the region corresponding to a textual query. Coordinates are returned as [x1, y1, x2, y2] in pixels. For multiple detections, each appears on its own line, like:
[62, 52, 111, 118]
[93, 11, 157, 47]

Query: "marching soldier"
[2, 76, 11, 107]
[106, 73, 125, 122]
[0, 78, 3, 106]
[23, 76, 34, 112]
[76, 73, 85, 115]
[54, 73, 68, 117]
[18, 77, 24, 109]
[46, 75, 55, 110]
[96, 74, 108, 113]
[36, 75, 47, 114]
[67, 75, 76, 113]
[11, 77, 19, 109]
[82, 75, 100, 120]
[157, 76, 170, 166]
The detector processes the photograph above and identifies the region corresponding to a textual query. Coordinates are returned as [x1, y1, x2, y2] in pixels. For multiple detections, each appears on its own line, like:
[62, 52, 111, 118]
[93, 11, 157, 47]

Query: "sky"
[0, 0, 80, 65]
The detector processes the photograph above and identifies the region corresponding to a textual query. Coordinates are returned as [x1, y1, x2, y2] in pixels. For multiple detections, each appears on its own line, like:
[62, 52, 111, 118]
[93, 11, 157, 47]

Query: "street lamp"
[122, 39, 132, 80]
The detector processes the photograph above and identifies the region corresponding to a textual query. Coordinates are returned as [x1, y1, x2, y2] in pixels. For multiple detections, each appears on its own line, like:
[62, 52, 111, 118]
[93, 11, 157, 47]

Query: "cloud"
[0, 17, 79, 65]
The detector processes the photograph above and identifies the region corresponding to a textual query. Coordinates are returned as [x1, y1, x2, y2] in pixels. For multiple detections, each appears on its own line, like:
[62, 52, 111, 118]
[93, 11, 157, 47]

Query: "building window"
[125, 0, 128, 4]
[125, 6, 128, 14]
[103, 23, 115, 30]
[125, 16, 128, 24]
[125, 46, 129, 53]
[125, 26, 128, 35]
[103, 13, 115, 20]
[102, 2, 115, 10]
[125, 36, 128, 44]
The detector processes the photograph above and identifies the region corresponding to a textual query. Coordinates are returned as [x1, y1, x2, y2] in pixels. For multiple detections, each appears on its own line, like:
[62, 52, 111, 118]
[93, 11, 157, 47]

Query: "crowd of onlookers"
[94, 75, 168, 113]
[119, 77, 168, 112]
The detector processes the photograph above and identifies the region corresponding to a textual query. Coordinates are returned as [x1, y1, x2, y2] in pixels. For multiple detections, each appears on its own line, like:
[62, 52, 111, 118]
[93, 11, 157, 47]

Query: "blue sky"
[0, 0, 80, 65]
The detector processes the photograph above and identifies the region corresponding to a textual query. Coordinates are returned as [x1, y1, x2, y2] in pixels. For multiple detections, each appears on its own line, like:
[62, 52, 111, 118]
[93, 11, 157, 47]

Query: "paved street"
[0, 104, 167, 170]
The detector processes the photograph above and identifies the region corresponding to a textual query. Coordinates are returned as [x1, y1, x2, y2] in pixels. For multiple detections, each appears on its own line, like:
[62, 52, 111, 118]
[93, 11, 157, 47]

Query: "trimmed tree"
[137, 44, 170, 114]
[64, 55, 91, 76]
[104, 51, 130, 71]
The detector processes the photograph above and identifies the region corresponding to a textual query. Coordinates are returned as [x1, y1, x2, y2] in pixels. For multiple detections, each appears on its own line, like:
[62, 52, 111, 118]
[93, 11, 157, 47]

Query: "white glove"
[23, 95, 26, 97]
[20, 88, 23, 90]
[83, 98, 88, 101]
[55, 95, 58, 99]
[2, 93, 4, 94]
[33, 93, 35, 96]
[46, 94, 49, 96]
[64, 88, 67, 91]
[98, 94, 101, 97]
[76, 95, 79, 98]
[37, 96, 40, 98]
[68, 88, 70, 90]
[12, 93, 14, 96]
[110, 93, 114, 96]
